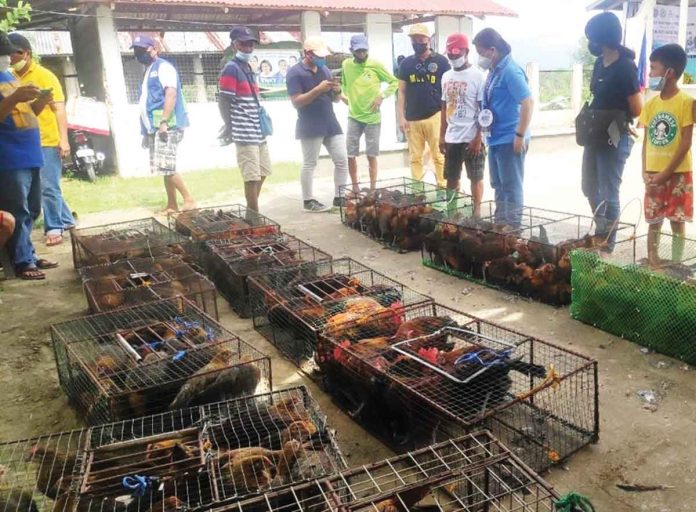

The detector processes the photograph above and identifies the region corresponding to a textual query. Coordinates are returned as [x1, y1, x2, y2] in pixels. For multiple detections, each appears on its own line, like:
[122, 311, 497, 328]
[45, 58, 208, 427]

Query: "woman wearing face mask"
[472, 28, 533, 227]
[581, 12, 642, 250]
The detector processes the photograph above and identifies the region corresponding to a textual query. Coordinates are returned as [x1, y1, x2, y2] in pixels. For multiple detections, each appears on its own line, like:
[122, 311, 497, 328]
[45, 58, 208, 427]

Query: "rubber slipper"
[36, 258, 59, 270]
[17, 266, 46, 280]
[46, 234, 63, 246]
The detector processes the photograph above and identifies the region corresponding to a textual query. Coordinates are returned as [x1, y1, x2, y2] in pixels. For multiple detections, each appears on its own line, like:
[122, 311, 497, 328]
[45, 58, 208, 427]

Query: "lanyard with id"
[479, 68, 500, 136]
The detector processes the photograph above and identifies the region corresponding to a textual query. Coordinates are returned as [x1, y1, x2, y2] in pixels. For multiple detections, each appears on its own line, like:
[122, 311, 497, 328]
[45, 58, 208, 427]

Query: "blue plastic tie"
[454, 348, 513, 368]
[122, 475, 157, 497]
[173, 350, 187, 362]
[147, 341, 164, 350]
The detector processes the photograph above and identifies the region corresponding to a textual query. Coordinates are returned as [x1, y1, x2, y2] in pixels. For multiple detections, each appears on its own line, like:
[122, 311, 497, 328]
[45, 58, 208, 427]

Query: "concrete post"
[459, 16, 474, 40]
[192, 55, 207, 103]
[571, 63, 584, 114]
[365, 13, 397, 149]
[678, 0, 688, 49]
[526, 61, 540, 113]
[61, 57, 80, 99]
[300, 11, 322, 41]
[434, 16, 459, 54]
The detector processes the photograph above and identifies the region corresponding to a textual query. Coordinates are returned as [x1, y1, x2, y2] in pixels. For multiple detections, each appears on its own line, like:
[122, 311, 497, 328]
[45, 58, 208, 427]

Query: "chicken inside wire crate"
[339, 180, 472, 252]
[0, 386, 345, 512]
[170, 204, 280, 242]
[70, 218, 191, 270]
[314, 301, 598, 472]
[571, 233, 696, 365]
[209, 430, 561, 512]
[80, 256, 218, 319]
[50, 298, 270, 424]
[421, 202, 635, 305]
[247, 257, 433, 368]
[202, 235, 332, 319]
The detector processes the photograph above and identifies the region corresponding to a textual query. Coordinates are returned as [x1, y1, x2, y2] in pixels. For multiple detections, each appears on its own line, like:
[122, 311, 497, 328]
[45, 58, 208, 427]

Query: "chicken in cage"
[50, 298, 271, 424]
[170, 204, 280, 242]
[80, 256, 218, 319]
[70, 217, 191, 270]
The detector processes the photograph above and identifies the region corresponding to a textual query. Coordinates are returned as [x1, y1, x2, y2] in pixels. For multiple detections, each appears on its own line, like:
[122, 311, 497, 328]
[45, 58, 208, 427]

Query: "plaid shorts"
[149, 129, 184, 176]
[644, 172, 693, 224]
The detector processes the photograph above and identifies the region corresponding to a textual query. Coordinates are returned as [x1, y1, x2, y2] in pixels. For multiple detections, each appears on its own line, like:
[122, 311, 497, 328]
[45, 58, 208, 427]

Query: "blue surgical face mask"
[236, 50, 252, 63]
[313, 57, 326, 68]
[648, 75, 664, 91]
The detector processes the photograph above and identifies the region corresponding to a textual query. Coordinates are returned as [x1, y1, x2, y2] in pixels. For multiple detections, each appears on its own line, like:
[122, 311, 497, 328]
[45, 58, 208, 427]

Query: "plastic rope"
[454, 348, 513, 368]
[122, 475, 158, 497]
[554, 492, 595, 512]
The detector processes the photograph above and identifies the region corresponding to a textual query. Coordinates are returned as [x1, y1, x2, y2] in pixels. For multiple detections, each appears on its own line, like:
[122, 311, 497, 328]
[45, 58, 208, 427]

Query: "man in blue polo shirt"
[286, 36, 348, 212]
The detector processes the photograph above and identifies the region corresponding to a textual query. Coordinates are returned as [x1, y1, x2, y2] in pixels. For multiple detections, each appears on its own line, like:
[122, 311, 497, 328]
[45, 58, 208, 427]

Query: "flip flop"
[17, 266, 46, 280]
[36, 258, 59, 270]
[46, 234, 63, 246]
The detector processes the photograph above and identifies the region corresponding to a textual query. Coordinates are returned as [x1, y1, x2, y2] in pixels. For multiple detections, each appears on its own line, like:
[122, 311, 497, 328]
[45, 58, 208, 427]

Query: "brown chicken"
[222, 440, 303, 477]
[144, 439, 198, 468]
[27, 445, 77, 499]
[280, 420, 318, 444]
[266, 396, 311, 424]
[392, 316, 457, 348]
[220, 442, 301, 490]
[147, 496, 187, 512]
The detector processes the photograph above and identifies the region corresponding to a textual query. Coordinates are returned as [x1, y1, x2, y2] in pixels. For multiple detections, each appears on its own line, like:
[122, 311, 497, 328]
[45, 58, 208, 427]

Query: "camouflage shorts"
[148, 129, 184, 176]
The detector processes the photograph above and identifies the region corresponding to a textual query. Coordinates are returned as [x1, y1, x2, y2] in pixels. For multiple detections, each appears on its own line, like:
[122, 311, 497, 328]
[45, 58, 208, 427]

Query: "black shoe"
[304, 199, 331, 213]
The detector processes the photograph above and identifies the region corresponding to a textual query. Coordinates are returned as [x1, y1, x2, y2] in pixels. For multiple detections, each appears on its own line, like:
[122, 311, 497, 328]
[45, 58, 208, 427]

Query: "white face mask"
[449, 56, 467, 69]
[478, 55, 492, 70]
[0, 55, 10, 73]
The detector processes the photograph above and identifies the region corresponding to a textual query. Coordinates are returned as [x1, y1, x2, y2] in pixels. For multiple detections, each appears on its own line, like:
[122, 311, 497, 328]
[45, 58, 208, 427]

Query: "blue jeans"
[0, 169, 41, 269]
[582, 134, 634, 249]
[489, 142, 526, 227]
[41, 147, 75, 236]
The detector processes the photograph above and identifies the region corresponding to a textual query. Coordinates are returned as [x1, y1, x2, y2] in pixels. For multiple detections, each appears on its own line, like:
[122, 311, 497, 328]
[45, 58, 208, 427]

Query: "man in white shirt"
[438, 33, 485, 216]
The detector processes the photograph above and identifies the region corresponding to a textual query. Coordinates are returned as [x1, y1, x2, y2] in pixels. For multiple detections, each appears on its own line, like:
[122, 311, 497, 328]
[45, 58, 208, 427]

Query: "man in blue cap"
[218, 26, 271, 213]
[132, 34, 196, 214]
[341, 34, 398, 191]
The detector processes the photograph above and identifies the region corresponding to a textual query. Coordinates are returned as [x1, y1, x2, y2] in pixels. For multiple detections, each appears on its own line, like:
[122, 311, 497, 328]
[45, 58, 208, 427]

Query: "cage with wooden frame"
[202, 234, 332, 319]
[209, 430, 562, 512]
[80, 256, 219, 319]
[247, 258, 433, 368]
[0, 386, 346, 512]
[315, 301, 599, 473]
[70, 217, 191, 270]
[169, 204, 281, 242]
[50, 297, 271, 424]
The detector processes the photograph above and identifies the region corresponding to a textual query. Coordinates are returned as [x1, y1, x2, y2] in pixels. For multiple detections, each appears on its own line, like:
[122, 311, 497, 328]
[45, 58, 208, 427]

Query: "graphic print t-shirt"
[440, 66, 485, 144]
[639, 90, 694, 173]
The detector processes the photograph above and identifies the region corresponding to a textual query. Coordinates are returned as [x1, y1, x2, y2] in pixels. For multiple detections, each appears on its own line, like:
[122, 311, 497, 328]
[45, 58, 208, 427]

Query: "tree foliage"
[574, 36, 595, 66]
[0, 0, 32, 32]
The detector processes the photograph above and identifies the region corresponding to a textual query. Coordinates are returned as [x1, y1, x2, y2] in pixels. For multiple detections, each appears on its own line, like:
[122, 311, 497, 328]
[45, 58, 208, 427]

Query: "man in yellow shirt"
[9, 33, 75, 247]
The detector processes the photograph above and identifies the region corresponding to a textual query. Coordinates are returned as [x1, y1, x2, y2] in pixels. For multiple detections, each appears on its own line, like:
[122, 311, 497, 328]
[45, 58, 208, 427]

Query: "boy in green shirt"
[341, 34, 398, 191]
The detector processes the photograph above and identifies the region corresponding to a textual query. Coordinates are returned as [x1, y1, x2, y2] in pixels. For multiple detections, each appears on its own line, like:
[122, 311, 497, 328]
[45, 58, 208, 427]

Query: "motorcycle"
[68, 128, 106, 181]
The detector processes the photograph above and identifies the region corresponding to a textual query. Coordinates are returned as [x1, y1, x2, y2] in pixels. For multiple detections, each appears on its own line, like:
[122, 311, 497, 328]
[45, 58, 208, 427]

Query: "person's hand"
[650, 171, 672, 187]
[399, 118, 410, 133]
[157, 122, 169, 142]
[331, 80, 342, 93]
[642, 171, 651, 185]
[370, 95, 383, 112]
[438, 138, 446, 155]
[317, 80, 334, 93]
[468, 135, 482, 155]
[59, 139, 71, 159]
[9, 85, 40, 103]
[141, 135, 150, 149]
[513, 135, 526, 154]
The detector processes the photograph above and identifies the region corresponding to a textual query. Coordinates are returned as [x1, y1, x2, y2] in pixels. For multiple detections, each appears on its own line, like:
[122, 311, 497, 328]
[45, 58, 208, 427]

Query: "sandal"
[36, 258, 59, 270]
[46, 234, 63, 246]
[17, 266, 46, 280]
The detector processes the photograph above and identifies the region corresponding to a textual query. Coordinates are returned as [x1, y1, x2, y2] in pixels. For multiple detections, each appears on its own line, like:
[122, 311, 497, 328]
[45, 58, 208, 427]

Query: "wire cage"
[338, 179, 472, 252]
[314, 301, 598, 472]
[571, 232, 696, 365]
[210, 431, 561, 512]
[421, 201, 636, 305]
[247, 257, 433, 367]
[50, 298, 271, 424]
[70, 218, 191, 270]
[170, 204, 281, 242]
[80, 256, 219, 319]
[0, 386, 346, 512]
[202, 235, 333, 319]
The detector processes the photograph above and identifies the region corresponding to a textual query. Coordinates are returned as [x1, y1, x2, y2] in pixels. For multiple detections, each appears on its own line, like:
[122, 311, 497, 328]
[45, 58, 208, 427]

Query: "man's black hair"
[650, 43, 687, 79]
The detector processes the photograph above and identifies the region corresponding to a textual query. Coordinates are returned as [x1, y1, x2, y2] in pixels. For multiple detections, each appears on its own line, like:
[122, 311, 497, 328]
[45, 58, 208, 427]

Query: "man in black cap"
[218, 26, 271, 213]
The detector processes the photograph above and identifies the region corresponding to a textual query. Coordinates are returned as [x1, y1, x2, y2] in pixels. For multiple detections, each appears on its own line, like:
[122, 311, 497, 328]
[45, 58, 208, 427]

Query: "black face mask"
[353, 53, 368, 63]
[412, 42, 428, 56]
[588, 41, 603, 57]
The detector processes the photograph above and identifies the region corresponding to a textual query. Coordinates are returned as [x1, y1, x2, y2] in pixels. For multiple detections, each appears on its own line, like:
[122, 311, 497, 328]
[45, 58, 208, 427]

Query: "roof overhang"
[586, 0, 626, 10]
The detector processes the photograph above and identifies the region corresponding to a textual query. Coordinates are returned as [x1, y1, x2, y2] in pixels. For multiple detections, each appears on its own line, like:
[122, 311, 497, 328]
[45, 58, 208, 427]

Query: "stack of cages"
[80, 256, 219, 319]
[70, 217, 191, 270]
[314, 302, 598, 472]
[0, 386, 346, 512]
[572, 232, 696, 365]
[203, 235, 333, 318]
[211, 431, 561, 512]
[338, 178, 472, 252]
[50, 297, 271, 424]
[420, 201, 635, 305]
[247, 257, 433, 368]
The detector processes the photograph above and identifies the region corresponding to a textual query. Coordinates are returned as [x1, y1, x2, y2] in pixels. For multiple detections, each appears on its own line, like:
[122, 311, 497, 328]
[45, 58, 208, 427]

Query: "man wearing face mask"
[132, 34, 196, 214]
[397, 24, 450, 187]
[286, 36, 348, 212]
[9, 32, 75, 248]
[218, 26, 271, 213]
[0, 30, 58, 280]
[341, 34, 398, 191]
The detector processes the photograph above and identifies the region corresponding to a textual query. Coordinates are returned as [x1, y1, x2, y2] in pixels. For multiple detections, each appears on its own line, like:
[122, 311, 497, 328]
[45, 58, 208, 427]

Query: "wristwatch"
[515, 132, 524, 138]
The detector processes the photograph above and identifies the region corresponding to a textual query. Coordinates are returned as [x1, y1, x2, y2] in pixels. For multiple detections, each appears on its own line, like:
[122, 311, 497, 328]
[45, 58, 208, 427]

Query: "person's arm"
[513, 97, 533, 153]
[377, 64, 399, 99]
[290, 80, 333, 109]
[54, 102, 70, 157]
[158, 87, 176, 135]
[439, 101, 447, 155]
[627, 92, 643, 119]
[397, 80, 408, 132]
[31, 90, 52, 116]
[0, 85, 41, 120]
[641, 126, 649, 184]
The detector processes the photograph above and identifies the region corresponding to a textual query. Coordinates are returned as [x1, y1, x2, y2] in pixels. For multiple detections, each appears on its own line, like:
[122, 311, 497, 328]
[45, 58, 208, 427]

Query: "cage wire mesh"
[571, 232, 696, 365]
[80, 256, 219, 319]
[421, 201, 636, 305]
[50, 298, 271, 424]
[338, 179, 472, 252]
[247, 257, 433, 367]
[202, 235, 333, 319]
[0, 386, 346, 512]
[170, 204, 281, 242]
[314, 301, 598, 472]
[70, 218, 191, 270]
[210, 430, 561, 512]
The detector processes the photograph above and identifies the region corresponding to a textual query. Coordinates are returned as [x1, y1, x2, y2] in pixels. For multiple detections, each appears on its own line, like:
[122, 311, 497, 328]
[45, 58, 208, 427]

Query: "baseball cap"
[446, 33, 469, 56]
[230, 26, 258, 43]
[7, 32, 31, 51]
[0, 31, 18, 56]
[303, 36, 330, 57]
[131, 34, 157, 49]
[350, 34, 369, 52]
[408, 24, 430, 38]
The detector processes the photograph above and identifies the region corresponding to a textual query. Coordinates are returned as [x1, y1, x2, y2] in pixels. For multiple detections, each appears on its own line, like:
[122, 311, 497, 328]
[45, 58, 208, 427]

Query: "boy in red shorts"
[639, 43, 694, 265]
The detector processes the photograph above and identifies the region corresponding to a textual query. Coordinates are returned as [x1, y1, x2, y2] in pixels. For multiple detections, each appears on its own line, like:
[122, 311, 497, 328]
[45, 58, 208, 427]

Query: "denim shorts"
[346, 118, 381, 157]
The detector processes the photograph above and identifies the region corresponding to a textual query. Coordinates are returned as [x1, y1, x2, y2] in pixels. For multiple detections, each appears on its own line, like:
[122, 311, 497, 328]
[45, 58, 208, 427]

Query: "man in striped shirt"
[218, 26, 271, 213]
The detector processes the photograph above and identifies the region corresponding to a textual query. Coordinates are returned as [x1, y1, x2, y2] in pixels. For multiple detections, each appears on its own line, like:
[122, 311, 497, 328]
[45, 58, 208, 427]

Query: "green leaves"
[0, 0, 33, 32]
